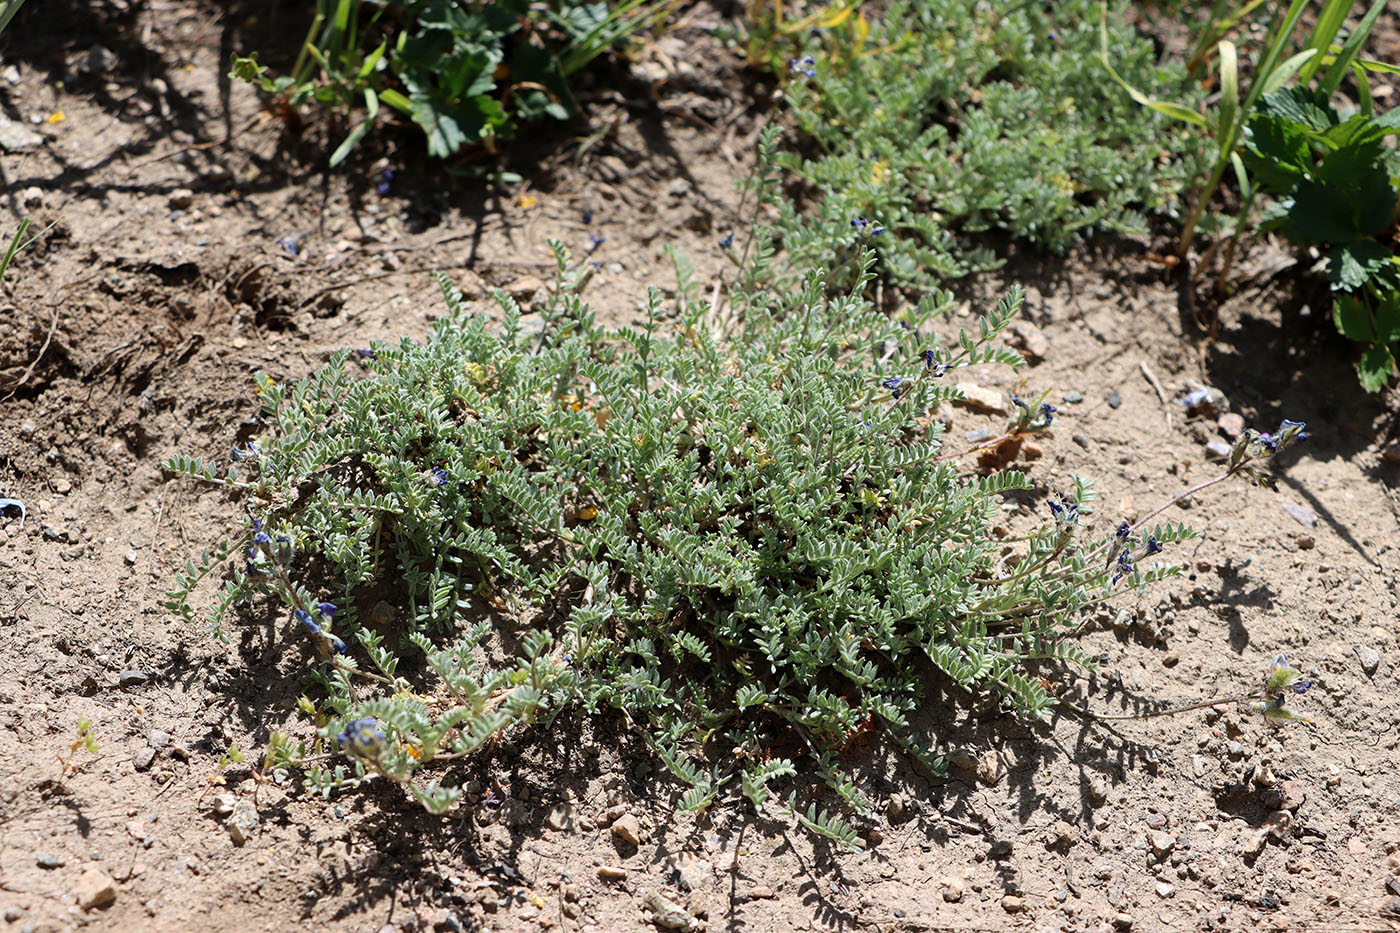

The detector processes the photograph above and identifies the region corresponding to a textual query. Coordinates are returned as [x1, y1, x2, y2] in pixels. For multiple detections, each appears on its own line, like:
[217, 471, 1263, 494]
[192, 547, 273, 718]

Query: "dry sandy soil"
[2, 3, 1400, 933]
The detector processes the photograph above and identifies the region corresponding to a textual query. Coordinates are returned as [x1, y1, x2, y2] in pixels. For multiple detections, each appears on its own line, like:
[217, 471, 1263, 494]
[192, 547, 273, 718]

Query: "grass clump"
[167, 201, 1194, 839]
[231, 0, 673, 165]
[754, 0, 1203, 286]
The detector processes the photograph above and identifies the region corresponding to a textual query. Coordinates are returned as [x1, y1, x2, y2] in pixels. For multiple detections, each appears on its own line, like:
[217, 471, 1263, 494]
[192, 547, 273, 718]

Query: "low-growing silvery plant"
[165, 237, 1304, 845]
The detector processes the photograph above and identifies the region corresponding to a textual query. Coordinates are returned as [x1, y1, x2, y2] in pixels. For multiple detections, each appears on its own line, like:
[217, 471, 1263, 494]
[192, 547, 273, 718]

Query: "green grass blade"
[1318, 0, 1387, 96]
[1297, 0, 1352, 85]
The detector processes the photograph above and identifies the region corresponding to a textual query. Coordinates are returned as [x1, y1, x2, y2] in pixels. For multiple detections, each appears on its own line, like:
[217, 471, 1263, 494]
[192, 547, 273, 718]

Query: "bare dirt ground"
[2, 4, 1399, 933]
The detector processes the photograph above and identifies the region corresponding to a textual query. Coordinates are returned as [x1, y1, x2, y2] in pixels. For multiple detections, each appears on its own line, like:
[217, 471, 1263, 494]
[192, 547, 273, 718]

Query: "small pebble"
[1062, 390, 1084, 404]
[148, 730, 172, 749]
[942, 877, 964, 902]
[132, 747, 156, 772]
[1148, 830, 1176, 858]
[886, 792, 911, 823]
[118, 670, 146, 687]
[168, 188, 194, 210]
[597, 865, 628, 881]
[1106, 389, 1122, 409]
[228, 802, 259, 845]
[37, 854, 65, 869]
[1001, 894, 1025, 913]
[1282, 504, 1317, 529]
[1217, 412, 1245, 438]
[611, 813, 643, 846]
[75, 868, 117, 910]
[1354, 645, 1380, 676]
[212, 794, 236, 817]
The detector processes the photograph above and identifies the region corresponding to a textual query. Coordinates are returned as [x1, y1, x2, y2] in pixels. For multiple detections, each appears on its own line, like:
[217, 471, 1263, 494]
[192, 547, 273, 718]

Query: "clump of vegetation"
[746, 0, 1203, 287]
[231, 0, 673, 165]
[1110, 0, 1399, 389]
[167, 158, 1214, 841]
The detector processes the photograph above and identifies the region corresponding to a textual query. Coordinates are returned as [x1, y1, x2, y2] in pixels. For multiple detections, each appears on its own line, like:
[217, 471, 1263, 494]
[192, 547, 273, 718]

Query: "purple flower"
[357, 348, 378, 360]
[882, 377, 903, 399]
[327, 634, 348, 655]
[851, 216, 869, 230]
[1010, 393, 1028, 411]
[718, 232, 734, 249]
[923, 350, 949, 376]
[337, 718, 385, 758]
[1039, 403, 1056, 425]
[317, 602, 338, 618]
[376, 170, 395, 196]
[870, 226, 886, 236]
[296, 608, 322, 636]
[1116, 521, 1130, 540]
[1049, 497, 1078, 528]
[431, 466, 449, 487]
[1290, 678, 1312, 695]
[252, 532, 272, 547]
[582, 209, 593, 225]
[231, 441, 260, 461]
[789, 55, 816, 78]
[588, 233, 606, 249]
[1145, 536, 1163, 555]
[1112, 549, 1135, 584]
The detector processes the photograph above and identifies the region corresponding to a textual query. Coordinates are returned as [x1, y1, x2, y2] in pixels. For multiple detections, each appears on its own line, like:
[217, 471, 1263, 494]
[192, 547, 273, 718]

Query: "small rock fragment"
[1240, 829, 1268, 857]
[212, 794, 236, 817]
[1106, 389, 1122, 409]
[546, 804, 577, 832]
[948, 748, 978, 772]
[941, 877, 964, 902]
[132, 747, 156, 772]
[168, 188, 194, 210]
[36, 854, 64, 869]
[976, 750, 1006, 786]
[1113, 913, 1135, 931]
[597, 865, 628, 881]
[1269, 780, 1307, 812]
[642, 890, 698, 931]
[505, 276, 547, 303]
[989, 839, 1013, 859]
[886, 792, 911, 824]
[1205, 439, 1232, 461]
[75, 868, 117, 910]
[1262, 810, 1292, 840]
[228, 802, 259, 845]
[1148, 830, 1176, 858]
[1001, 894, 1025, 912]
[1009, 321, 1048, 361]
[611, 813, 644, 846]
[1088, 775, 1109, 804]
[1155, 882, 1174, 898]
[1217, 412, 1245, 438]
[148, 730, 172, 749]
[1354, 645, 1380, 676]
[747, 885, 774, 900]
[0, 119, 44, 150]
[1045, 820, 1078, 849]
[1282, 504, 1317, 529]
[953, 383, 1007, 413]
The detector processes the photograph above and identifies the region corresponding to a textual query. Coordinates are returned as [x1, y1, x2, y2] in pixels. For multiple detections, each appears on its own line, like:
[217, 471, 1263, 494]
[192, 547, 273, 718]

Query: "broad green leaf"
[1333, 294, 1376, 341]
[1356, 344, 1396, 392]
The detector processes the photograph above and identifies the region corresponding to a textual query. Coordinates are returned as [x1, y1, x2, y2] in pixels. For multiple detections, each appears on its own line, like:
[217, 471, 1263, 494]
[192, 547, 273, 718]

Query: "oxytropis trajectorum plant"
[165, 231, 1312, 844]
